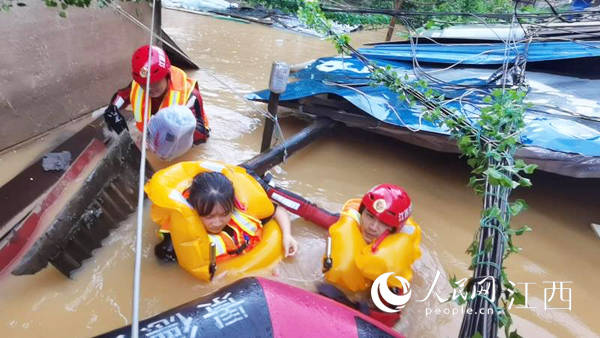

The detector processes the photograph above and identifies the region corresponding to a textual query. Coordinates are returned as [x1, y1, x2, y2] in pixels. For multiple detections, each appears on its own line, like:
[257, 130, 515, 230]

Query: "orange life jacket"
[129, 66, 198, 131]
[162, 189, 263, 262]
[208, 209, 263, 263]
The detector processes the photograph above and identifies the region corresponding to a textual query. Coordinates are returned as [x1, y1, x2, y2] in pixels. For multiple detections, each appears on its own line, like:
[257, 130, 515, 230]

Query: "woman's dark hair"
[188, 172, 235, 216]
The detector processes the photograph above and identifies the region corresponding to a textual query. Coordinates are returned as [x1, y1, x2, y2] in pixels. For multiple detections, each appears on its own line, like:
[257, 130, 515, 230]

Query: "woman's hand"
[282, 234, 298, 257]
[273, 206, 298, 257]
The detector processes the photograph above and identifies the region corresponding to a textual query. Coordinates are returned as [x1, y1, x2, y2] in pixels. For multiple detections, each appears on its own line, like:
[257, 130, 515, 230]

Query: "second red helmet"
[361, 184, 412, 229]
[131, 45, 171, 85]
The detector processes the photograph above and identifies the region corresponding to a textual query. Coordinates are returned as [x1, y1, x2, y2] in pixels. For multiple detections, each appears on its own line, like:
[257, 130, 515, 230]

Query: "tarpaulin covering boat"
[248, 40, 600, 178]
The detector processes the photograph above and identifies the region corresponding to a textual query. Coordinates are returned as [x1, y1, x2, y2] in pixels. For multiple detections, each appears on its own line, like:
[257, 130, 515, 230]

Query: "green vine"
[244, 0, 391, 27]
[299, 1, 536, 337]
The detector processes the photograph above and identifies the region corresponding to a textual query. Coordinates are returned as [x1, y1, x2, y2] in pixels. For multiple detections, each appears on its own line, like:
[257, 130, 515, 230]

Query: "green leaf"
[59, 10, 66, 17]
[458, 135, 472, 149]
[523, 163, 537, 174]
[424, 20, 436, 29]
[515, 160, 527, 172]
[514, 225, 532, 236]
[466, 240, 478, 256]
[467, 158, 478, 167]
[509, 199, 527, 216]
[485, 168, 515, 188]
[472, 332, 483, 338]
[518, 177, 532, 187]
[484, 167, 502, 180]
[449, 275, 459, 288]
[484, 206, 501, 219]
[484, 237, 494, 253]
[509, 330, 523, 338]
[512, 290, 526, 306]
[498, 311, 511, 328]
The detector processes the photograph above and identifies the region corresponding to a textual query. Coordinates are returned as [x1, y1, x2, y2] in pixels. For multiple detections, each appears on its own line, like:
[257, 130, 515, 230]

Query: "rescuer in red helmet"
[103, 45, 209, 144]
[319, 183, 421, 327]
[358, 184, 412, 247]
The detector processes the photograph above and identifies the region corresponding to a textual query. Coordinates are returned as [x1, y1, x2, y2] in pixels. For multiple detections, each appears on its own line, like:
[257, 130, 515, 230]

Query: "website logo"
[371, 272, 412, 313]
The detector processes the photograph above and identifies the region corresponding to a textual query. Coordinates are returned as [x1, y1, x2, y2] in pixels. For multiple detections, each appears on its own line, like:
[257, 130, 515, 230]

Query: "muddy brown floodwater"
[0, 9, 599, 338]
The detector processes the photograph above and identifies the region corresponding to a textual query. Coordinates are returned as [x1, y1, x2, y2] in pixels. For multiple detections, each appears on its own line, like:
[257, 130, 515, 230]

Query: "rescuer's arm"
[187, 88, 210, 145]
[103, 85, 132, 134]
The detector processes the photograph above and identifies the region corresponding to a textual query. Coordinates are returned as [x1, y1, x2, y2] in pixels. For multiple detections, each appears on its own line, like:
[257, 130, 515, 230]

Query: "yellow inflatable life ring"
[144, 160, 284, 281]
[325, 199, 422, 292]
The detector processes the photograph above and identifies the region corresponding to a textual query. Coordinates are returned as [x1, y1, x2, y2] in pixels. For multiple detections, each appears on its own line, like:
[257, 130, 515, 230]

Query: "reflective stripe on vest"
[208, 234, 228, 256]
[131, 83, 145, 126]
[208, 211, 259, 257]
[129, 66, 197, 131]
[231, 209, 260, 236]
[209, 227, 244, 256]
[199, 161, 226, 173]
[343, 208, 361, 224]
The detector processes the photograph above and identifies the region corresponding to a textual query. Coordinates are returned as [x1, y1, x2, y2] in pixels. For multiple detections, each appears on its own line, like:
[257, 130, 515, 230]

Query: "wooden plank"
[0, 119, 105, 236]
[0, 139, 107, 276]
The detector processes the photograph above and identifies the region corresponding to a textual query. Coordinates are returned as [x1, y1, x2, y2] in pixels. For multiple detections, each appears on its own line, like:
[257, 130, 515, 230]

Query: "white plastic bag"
[147, 105, 196, 161]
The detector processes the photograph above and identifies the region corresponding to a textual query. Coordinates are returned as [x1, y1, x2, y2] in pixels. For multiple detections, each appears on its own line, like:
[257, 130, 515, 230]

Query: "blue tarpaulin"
[356, 41, 600, 65]
[248, 42, 600, 177]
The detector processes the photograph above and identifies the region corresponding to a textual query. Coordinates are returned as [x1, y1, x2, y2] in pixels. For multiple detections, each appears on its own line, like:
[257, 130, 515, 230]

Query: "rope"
[480, 223, 508, 243]
[131, 0, 157, 336]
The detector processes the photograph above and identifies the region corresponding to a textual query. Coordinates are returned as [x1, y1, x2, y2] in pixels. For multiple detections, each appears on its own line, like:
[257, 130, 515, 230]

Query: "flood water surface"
[1, 9, 599, 338]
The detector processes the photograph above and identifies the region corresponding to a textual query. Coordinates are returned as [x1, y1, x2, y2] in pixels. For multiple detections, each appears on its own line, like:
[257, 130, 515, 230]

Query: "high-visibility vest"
[208, 209, 263, 261]
[129, 66, 197, 131]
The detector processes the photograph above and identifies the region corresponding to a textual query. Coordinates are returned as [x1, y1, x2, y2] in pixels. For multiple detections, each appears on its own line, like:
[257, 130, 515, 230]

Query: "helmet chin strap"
[370, 220, 408, 253]
[371, 228, 391, 253]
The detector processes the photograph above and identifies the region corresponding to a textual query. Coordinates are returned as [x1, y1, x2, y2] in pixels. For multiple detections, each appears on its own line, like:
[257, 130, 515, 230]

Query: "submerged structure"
[249, 39, 600, 178]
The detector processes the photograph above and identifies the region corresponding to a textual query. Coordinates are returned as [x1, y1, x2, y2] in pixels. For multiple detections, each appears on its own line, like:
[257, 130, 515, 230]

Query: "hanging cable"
[129, 0, 157, 336]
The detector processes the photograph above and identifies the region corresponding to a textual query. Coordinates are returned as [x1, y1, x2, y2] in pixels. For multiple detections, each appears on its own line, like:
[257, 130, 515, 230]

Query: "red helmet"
[361, 184, 412, 229]
[131, 45, 171, 85]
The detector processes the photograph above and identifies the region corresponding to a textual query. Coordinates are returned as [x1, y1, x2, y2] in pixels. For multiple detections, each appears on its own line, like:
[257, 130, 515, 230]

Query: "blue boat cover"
[248, 44, 600, 159]
[356, 41, 600, 65]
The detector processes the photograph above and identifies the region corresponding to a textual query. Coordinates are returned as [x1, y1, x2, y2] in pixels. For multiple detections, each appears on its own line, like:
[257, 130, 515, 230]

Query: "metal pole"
[260, 62, 290, 153]
[132, 0, 158, 335]
[245, 118, 337, 176]
[260, 92, 280, 152]
[154, 0, 162, 48]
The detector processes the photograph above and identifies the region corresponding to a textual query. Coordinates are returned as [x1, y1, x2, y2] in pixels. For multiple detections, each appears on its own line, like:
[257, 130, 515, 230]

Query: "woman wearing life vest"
[320, 184, 422, 327]
[103, 45, 210, 144]
[185, 171, 298, 262]
[147, 161, 299, 282]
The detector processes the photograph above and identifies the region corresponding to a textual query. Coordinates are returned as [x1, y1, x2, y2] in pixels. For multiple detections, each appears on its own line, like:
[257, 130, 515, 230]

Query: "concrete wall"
[0, 1, 151, 151]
